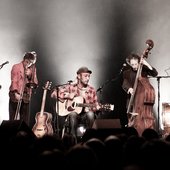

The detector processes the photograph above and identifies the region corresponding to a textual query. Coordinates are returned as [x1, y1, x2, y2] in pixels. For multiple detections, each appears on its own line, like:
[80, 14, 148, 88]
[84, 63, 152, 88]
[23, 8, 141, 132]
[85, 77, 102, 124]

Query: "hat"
[76, 66, 92, 74]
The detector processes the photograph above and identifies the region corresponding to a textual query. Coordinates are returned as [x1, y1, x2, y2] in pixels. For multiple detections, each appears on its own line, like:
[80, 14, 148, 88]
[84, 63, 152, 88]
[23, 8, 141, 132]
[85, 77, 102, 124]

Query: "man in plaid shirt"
[51, 66, 100, 140]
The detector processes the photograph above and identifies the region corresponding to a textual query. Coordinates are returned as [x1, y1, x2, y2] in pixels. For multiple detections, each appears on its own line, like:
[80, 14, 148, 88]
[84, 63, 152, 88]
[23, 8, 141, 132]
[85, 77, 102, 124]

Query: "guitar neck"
[40, 89, 48, 116]
[76, 103, 114, 111]
[76, 103, 95, 108]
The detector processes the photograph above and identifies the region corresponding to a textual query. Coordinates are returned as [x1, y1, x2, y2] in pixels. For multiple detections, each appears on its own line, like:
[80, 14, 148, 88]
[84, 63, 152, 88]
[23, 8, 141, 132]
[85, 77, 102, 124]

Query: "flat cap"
[76, 66, 92, 74]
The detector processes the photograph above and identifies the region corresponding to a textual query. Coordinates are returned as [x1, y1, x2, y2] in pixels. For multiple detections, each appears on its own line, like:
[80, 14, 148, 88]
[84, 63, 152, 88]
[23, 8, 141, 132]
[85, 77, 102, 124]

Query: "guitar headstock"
[101, 104, 114, 111]
[43, 81, 52, 90]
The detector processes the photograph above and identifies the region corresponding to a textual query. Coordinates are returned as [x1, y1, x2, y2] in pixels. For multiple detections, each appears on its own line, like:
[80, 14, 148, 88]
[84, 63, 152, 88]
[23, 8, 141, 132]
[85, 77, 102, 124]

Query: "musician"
[122, 53, 158, 135]
[9, 51, 38, 126]
[51, 66, 100, 140]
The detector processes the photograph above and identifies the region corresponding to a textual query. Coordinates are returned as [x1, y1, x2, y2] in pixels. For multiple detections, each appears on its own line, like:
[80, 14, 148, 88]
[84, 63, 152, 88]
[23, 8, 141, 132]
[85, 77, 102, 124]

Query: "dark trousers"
[68, 111, 95, 137]
[9, 99, 30, 126]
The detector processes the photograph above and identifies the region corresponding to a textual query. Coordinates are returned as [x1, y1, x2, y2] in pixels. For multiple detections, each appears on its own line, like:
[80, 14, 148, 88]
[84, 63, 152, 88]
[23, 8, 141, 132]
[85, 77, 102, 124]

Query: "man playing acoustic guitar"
[51, 66, 102, 141]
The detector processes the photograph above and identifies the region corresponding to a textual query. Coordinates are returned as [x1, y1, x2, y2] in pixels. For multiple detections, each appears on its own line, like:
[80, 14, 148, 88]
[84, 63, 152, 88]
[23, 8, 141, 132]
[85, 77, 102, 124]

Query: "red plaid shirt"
[58, 83, 99, 112]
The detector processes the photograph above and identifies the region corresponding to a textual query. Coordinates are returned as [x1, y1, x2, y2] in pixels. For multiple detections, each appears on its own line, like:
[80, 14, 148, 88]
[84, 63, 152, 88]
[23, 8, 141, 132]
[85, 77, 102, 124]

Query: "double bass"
[127, 39, 156, 130]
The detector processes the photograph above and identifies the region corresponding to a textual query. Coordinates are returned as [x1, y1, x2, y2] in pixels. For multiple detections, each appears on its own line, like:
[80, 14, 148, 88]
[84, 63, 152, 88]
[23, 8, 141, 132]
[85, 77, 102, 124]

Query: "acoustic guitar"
[56, 96, 114, 116]
[32, 81, 53, 138]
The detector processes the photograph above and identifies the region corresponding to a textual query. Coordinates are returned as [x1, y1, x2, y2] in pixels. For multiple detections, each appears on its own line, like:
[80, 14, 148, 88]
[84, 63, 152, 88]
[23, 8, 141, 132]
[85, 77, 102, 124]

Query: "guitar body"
[57, 96, 84, 116]
[32, 111, 53, 138]
[56, 96, 114, 116]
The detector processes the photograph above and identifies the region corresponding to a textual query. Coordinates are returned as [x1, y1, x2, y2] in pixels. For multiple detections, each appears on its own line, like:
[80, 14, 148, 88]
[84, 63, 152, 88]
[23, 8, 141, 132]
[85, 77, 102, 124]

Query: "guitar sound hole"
[67, 106, 74, 112]
[71, 102, 75, 107]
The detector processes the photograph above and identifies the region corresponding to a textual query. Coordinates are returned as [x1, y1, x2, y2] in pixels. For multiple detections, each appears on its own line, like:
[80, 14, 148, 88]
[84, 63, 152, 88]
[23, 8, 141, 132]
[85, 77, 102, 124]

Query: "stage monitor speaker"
[0, 120, 36, 139]
[92, 119, 121, 129]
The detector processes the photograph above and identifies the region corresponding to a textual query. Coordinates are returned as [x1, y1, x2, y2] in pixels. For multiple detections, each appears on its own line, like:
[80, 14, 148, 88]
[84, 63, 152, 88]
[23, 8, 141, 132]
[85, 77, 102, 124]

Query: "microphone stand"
[55, 81, 72, 137]
[26, 64, 38, 127]
[96, 69, 122, 119]
[96, 67, 123, 95]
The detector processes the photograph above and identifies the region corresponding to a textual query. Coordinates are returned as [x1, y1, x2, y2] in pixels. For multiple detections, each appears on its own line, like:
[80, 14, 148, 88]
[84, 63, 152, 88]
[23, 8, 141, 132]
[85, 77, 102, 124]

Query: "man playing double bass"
[122, 53, 158, 136]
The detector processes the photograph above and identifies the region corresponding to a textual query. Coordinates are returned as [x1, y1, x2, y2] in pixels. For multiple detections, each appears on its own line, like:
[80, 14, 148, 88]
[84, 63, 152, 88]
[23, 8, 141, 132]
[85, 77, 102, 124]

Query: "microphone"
[119, 63, 127, 74]
[97, 86, 103, 92]
[67, 80, 73, 84]
[0, 61, 9, 68]
[27, 63, 32, 68]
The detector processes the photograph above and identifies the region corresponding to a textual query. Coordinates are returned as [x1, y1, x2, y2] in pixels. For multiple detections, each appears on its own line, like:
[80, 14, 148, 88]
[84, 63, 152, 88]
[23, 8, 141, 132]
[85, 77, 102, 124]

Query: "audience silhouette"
[1, 123, 170, 170]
